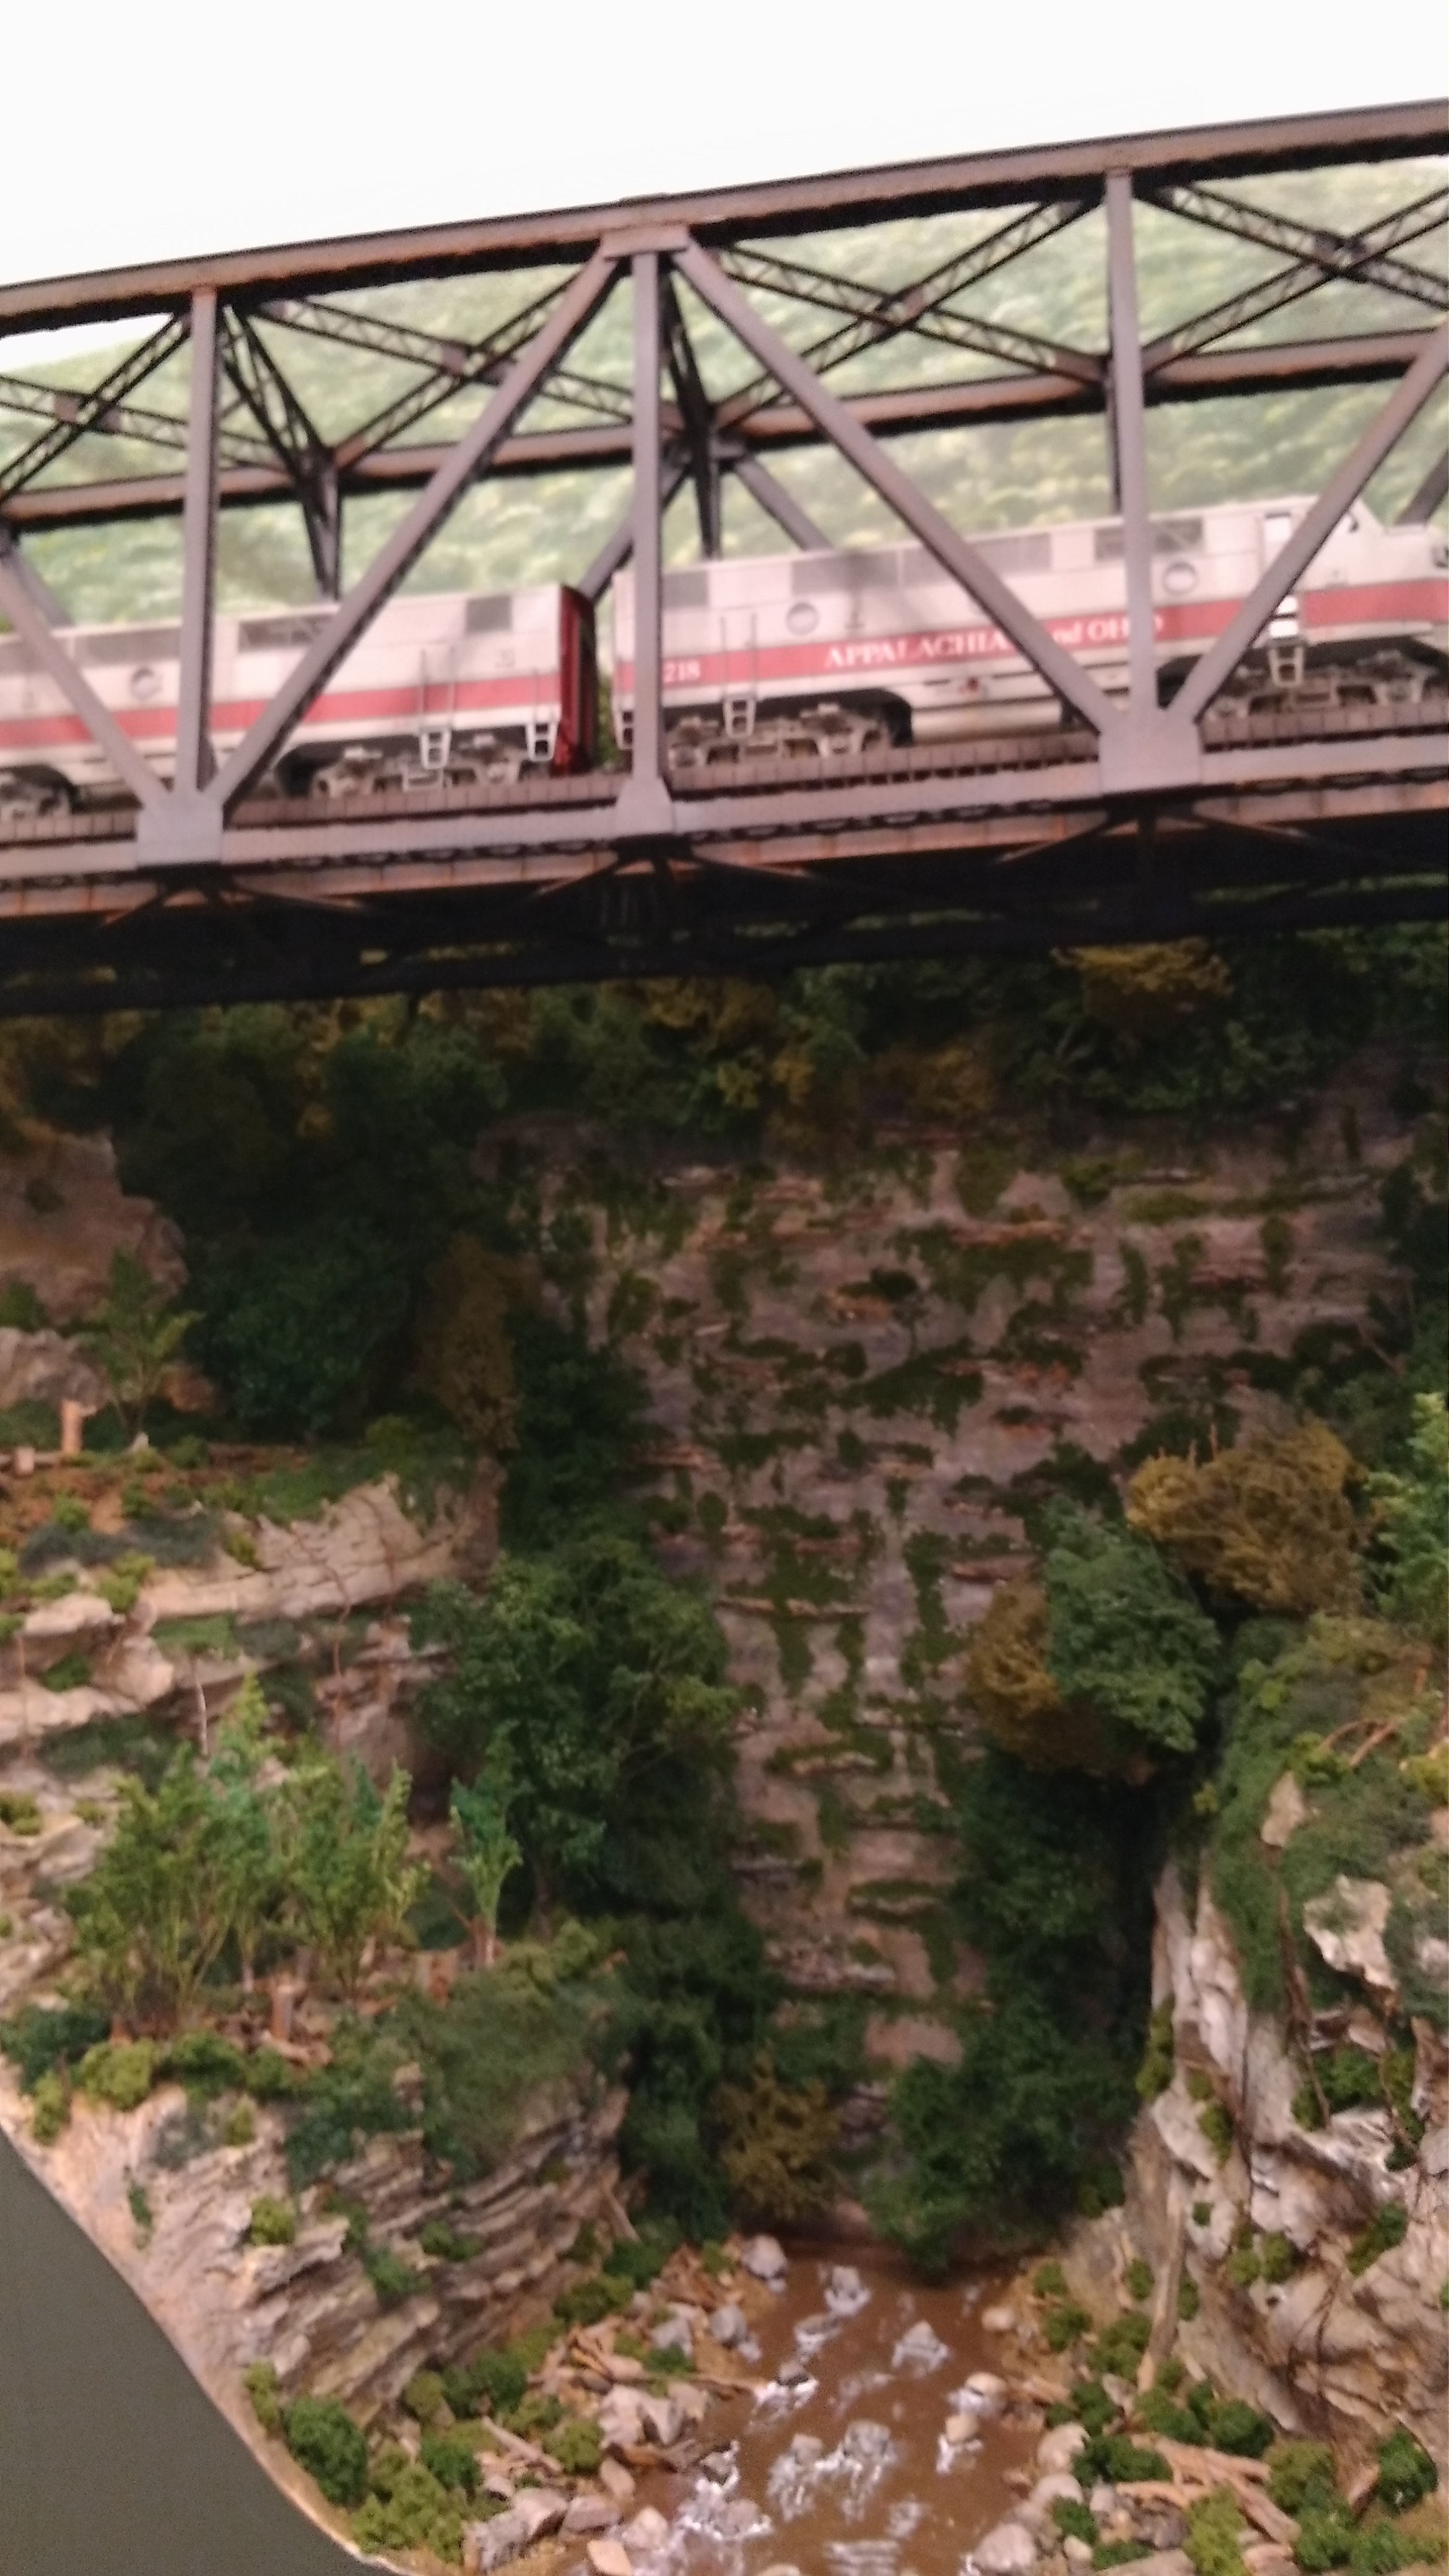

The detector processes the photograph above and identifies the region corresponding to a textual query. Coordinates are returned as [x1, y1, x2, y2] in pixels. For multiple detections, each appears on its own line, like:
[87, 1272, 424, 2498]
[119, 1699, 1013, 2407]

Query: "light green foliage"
[283, 2392, 369, 2507]
[401, 2369, 445, 2424]
[1369, 1394, 1448, 1648]
[545, 2416, 603, 2474]
[1033, 2259, 1068, 2297]
[1126, 2256, 1154, 2302]
[0, 1790, 42, 1835]
[32, 2071, 69, 2142]
[248, 2195, 296, 2247]
[1267, 2441, 1339, 2519]
[243, 2361, 284, 2436]
[1043, 2300, 1092, 2351]
[449, 1765, 521, 1965]
[354, 2453, 464, 2561]
[67, 1752, 240, 2029]
[1178, 2275, 1201, 2319]
[81, 1251, 197, 1436]
[279, 1759, 420, 1998]
[76, 2039, 159, 2111]
[1186, 2489, 1248, 2576]
[716, 2047, 838, 2225]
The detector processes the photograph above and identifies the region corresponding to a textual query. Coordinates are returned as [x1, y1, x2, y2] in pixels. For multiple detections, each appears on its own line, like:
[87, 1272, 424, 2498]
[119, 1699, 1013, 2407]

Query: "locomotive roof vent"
[79, 624, 181, 664]
[663, 569, 711, 608]
[239, 610, 333, 651]
[1094, 517, 1204, 560]
[464, 593, 515, 633]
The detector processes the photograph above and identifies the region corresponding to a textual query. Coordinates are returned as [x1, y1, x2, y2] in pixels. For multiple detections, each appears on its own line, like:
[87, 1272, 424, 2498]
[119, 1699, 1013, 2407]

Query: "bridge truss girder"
[0, 98, 1443, 1012]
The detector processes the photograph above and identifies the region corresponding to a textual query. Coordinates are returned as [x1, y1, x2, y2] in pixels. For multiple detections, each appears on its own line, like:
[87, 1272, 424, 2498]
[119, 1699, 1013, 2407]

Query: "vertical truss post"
[173, 290, 221, 804]
[1105, 173, 1158, 720]
[615, 250, 674, 836]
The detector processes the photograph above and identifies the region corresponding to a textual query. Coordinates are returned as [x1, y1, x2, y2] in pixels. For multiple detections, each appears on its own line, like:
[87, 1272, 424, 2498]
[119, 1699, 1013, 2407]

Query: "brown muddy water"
[640, 2248, 1040, 2576]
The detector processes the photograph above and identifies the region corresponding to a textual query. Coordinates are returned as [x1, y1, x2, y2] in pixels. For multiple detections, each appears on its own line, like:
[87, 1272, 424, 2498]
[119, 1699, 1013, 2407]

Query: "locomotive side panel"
[0, 583, 593, 807]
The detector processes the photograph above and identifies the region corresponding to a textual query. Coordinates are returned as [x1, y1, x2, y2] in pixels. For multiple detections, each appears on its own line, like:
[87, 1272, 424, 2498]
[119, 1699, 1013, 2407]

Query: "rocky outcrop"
[1125, 1860, 1448, 2471]
[0, 1130, 185, 1325]
[1, 2060, 628, 2432]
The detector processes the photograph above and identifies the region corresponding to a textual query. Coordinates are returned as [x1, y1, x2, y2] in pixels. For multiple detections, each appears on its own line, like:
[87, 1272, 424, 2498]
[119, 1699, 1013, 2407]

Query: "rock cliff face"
[0, 2062, 627, 2439]
[1125, 1861, 1447, 2473]
[552, 1058, 1412, 2075]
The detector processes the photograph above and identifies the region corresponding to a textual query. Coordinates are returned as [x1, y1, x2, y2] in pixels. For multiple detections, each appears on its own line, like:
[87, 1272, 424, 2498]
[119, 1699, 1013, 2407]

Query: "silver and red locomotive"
[0, 491, 1442, 811]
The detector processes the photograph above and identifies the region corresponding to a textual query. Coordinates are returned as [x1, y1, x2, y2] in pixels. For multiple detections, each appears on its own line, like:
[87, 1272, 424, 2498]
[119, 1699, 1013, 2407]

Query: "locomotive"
[0, 492, 1443, 814]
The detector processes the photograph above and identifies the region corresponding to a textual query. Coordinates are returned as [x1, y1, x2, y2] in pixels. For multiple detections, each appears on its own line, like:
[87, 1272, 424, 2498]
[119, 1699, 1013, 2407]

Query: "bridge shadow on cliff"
[0, 2125, 373, 2575]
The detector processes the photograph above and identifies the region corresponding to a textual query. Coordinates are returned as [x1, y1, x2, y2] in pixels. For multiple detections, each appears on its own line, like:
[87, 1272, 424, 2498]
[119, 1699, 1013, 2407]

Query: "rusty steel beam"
[0, 103, 1441, 334]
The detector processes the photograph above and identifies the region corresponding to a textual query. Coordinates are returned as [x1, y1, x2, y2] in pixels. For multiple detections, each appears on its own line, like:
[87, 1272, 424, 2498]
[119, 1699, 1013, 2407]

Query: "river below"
[637, 2245, 1042, 2576]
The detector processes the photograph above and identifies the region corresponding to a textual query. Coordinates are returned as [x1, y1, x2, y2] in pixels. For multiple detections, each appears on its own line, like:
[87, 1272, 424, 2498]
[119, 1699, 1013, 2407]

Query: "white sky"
[2, 0, 1443, 318]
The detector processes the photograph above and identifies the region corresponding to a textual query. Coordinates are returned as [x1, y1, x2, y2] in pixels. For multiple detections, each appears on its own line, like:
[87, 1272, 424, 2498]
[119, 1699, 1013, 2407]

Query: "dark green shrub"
[1080, 2435, 1170, 2486]
[1349, 2526, 1419, 2576]
[1347, 2204, 1408, 2276]
[420, 2429, 482, 2496]
[1295, 2510, 1355, 2571]
[440, 2348, 528, 2422]
[0, 2003, 110, 2092]
[1033, 2259, 1068, 2297]
[1209, 2400, 1276, 2459]
[1375, 2429, 1438, 2513]
[1126, 2256, 1154, 2302]
[1096, 2548, 1152, 2571]
[1071, 2379, 1118, 2440]
[1045, 2300, 1093, 2351]
[1090, 2310, 1151, 2377]
[1054, 2499, 1099, 2546]
[284, 2394, 368, 2506]
[552, 2274, 630, 2328]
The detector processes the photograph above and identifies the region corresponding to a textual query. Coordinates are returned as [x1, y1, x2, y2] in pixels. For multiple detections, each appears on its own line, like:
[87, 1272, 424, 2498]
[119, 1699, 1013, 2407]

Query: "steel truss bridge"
[0, 100, 1443, 1014]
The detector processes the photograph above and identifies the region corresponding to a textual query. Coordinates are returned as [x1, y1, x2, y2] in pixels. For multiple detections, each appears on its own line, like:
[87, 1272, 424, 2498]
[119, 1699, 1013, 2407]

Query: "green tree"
[208, 1681, 285, 1994]
[280, 1759, 422, 1997]
[449, 1763, 521, 1967]
[67, 1753, 234, 2030]
[414, 1530, 737, 1913]
[81, 1251, 197, 1436]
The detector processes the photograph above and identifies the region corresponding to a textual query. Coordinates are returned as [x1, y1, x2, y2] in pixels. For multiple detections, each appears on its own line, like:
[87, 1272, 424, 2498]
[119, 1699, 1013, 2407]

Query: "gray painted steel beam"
[676, 237, 1121, 736]
[1175, 323, 1449, 721]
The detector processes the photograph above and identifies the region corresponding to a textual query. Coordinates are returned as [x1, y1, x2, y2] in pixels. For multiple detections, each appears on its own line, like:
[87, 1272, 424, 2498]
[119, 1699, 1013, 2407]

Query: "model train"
[0, 491, 1443, 812]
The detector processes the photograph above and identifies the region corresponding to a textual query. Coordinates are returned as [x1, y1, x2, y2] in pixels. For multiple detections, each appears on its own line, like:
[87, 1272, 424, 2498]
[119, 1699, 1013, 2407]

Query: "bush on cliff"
[1127, 1423, 1360, 1616]
[966, 1503, 1218, 1775]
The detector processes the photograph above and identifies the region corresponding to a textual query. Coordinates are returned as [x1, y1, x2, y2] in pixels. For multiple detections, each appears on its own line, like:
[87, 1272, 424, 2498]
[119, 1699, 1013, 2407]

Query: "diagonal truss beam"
[728, 453, 832, 549]
[0, 370, 274, 468]
[676, 238, 1120, 734]
[0, 550, 163, 806]
[717, 202, 1099, 425]
[1144, 180, 1448, 314]
[260, 292, 632, 463]
[1175, 322, 1449, 721]
[661, 272, 720, 554]
[212, 248, 622, 812]
[1141, 189, 1449, 371]
[0, 315, 189, 502]
[220, 311, 341, 593]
